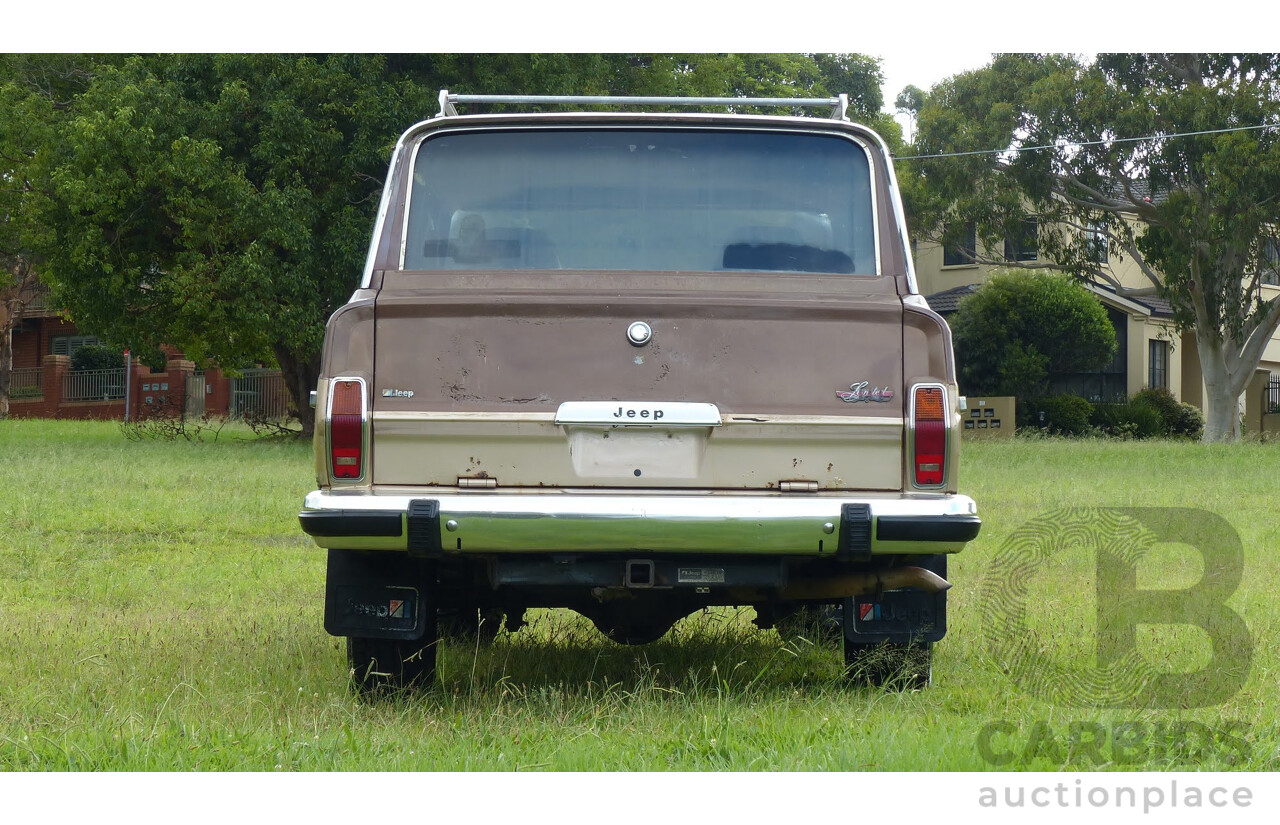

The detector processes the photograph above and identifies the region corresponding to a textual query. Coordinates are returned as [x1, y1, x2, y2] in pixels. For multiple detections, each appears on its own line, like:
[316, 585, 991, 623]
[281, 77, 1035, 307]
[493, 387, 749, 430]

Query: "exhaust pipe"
[779, 566, 950, 601]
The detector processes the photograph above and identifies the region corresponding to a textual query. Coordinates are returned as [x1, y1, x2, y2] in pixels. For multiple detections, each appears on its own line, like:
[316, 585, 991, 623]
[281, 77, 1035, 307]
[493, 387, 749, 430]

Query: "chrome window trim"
[325, 375, 370, 486]
[873, 130, 920, 294]
[393, 120, 883, 278]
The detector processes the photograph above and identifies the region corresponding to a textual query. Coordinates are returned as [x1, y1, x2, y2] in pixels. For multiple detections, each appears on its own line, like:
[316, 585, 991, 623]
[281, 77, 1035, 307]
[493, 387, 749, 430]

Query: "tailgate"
[370, 270, 905, 491]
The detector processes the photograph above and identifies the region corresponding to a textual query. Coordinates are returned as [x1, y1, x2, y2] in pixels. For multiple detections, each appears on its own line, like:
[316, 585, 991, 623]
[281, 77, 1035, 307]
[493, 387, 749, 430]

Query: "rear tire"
[843, 640, 932, 689]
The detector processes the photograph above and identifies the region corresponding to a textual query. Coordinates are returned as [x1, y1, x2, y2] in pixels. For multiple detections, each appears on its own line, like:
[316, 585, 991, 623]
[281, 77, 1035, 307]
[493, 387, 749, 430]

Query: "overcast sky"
[13, 2, 1277, 111]
[875, 49, 995, 111]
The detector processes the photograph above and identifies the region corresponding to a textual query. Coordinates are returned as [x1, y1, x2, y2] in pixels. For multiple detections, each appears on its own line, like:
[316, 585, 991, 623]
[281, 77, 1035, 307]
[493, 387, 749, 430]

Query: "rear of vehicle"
[301, 93, 979, 689]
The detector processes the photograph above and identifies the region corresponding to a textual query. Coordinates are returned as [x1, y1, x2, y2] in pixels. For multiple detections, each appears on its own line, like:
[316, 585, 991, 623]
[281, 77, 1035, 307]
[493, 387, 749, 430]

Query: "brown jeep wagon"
[300, 91, 980, 690]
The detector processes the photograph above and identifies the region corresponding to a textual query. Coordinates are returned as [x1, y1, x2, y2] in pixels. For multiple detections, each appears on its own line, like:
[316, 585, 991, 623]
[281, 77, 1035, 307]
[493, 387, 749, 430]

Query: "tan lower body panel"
[369, 412, 904, 491]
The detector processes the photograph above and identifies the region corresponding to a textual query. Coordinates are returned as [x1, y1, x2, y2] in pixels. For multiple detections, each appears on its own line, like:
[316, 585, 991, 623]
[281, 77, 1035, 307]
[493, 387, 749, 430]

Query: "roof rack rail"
[436, 90, 850, 121]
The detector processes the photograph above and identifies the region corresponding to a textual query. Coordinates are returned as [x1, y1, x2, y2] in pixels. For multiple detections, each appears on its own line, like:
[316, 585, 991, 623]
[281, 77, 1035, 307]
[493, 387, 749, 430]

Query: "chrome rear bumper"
[300, 489, 980, 556]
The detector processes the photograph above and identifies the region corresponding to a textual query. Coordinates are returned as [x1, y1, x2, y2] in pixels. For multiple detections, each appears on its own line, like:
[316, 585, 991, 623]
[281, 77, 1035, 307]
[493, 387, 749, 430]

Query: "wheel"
[437, 606, 504, 643]
[347, 625, 438, 693]
[774, 604, 843, 643]
[843, 640, 932, 689]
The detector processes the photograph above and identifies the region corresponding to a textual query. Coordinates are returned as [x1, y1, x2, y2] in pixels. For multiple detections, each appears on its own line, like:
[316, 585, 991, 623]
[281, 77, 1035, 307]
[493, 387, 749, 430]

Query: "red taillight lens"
[330, 380, 364, 480]
[913, 386, 946, 487]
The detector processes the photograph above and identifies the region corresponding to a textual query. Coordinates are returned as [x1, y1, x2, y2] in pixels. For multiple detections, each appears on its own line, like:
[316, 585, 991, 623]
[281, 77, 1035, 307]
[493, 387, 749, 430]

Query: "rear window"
[403, 128, 877, 274]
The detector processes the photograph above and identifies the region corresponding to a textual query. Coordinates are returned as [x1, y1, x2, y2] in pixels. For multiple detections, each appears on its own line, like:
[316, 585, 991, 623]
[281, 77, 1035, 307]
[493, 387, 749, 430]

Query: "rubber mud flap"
[844, 554, 947, 643]
[324, 549, 430, 640]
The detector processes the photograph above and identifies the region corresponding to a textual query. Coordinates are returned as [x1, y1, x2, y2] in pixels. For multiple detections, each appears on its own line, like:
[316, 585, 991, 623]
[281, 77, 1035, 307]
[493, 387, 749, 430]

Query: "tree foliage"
[950, 270, 1117, 398]
[906, 53, 1280, 441]
[0, 55, 100, 416]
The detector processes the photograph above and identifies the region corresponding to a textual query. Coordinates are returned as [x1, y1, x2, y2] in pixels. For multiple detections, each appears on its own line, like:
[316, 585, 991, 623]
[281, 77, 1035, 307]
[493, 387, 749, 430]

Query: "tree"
[34, 54, 439, 435]
[950, 270, 1117, 398]
[894, 84, 927, 141]
[906, 53, 1280, 441]
[31, 54, 889, 435]
[0, 55, 97, 417]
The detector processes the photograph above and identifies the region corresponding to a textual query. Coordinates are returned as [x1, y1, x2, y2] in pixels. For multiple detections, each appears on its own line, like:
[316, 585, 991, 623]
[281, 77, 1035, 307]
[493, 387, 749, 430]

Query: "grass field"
[2, 419, 1278, 771]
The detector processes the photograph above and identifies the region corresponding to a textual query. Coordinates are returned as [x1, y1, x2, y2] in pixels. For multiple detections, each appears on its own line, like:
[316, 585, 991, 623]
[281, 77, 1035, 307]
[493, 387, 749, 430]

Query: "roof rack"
[436, 90, 849, 121]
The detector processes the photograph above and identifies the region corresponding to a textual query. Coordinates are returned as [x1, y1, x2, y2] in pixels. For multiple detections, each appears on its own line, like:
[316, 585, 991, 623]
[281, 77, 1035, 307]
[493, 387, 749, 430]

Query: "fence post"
[41, 354, 69, 418]
[168, 359, 195, 419]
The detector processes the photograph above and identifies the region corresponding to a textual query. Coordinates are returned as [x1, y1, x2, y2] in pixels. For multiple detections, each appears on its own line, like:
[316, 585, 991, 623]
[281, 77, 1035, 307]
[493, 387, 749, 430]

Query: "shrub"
[952, 270, 1117, 398]
[1171, 402, 1205, 439]
[70, 343, 124, 372]
[1019, 394, 1094, 435]
[1090, 400, 1164, 439]
[1132, 386, 1181, 432]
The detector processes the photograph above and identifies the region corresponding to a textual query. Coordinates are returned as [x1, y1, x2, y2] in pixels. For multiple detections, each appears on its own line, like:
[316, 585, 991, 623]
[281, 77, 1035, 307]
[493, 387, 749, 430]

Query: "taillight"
[913, 385, 946, 487]
[329, 379, 365, 480]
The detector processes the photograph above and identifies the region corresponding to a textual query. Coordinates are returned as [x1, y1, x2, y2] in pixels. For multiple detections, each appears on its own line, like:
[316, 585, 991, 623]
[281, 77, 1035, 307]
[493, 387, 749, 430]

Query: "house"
[3, 281, 290, 422]
[914, 217, 1280, 432]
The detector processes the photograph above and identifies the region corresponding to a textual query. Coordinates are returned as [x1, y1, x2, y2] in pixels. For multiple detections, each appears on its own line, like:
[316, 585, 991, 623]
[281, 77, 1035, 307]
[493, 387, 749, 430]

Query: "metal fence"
[62, 368, 127, 402]
[9, 367, 42, 399]
[229, 368, 290, 420]
[1267, 376, 1280, 415]
[18, 282, 50, 313]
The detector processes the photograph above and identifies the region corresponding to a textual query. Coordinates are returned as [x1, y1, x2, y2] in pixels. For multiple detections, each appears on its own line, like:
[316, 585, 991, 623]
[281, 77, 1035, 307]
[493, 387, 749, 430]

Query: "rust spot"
[475, 470, 490, 479]
[827, 463, 834, 472]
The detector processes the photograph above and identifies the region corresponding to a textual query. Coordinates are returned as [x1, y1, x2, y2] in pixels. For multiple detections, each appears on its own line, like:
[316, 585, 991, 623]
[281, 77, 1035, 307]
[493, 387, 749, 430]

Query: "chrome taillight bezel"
[907, 382, 949, 490]
[326, 376, 370, 485]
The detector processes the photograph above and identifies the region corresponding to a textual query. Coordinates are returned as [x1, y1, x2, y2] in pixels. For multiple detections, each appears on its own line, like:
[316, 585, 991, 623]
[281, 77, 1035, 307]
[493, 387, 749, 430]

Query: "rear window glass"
[403, 129, 877, 274]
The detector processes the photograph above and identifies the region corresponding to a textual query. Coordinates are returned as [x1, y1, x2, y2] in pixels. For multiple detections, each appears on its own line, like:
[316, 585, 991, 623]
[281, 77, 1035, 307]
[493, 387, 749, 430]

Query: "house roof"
[925, 280, 1176, 320]
[923, 283, 981, 314]
[1088, 281, 1176, 319]
[1099, 178, 1170, 208]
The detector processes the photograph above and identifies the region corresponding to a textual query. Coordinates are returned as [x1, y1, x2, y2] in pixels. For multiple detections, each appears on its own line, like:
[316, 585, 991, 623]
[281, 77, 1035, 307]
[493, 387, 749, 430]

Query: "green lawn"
[2, 420, 1277, 770]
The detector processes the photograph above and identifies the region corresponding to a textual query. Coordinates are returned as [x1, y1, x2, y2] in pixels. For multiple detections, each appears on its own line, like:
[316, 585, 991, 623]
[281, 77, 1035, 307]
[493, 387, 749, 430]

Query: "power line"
[895, 123, 1280, 161]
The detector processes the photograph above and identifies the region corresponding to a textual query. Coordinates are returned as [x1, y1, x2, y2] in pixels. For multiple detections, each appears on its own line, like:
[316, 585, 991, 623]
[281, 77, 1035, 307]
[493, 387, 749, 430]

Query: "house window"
[1261, 236, 1280, 287]
[943, 222, 976, 267]
[1085, 222, 1110, 264]
[50, 335, 100, 357]
[1003, 217, 1039, 262]
[1149, 339, 1168, 390]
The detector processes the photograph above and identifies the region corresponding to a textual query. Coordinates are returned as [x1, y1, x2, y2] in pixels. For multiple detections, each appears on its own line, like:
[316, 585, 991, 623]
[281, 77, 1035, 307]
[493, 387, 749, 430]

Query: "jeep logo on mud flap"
[347, 598, 409, 619]
[858, 601, 934, 625]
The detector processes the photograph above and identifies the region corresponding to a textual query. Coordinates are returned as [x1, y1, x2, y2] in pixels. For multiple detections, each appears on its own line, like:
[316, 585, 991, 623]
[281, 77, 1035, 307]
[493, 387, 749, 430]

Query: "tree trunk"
[0, 294, 14, 420]
[272, 342, 321, 439]
[0, 325, 11, 420]
[1202, 386, 1242, 442]
[1198, 337, 1243, 442]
